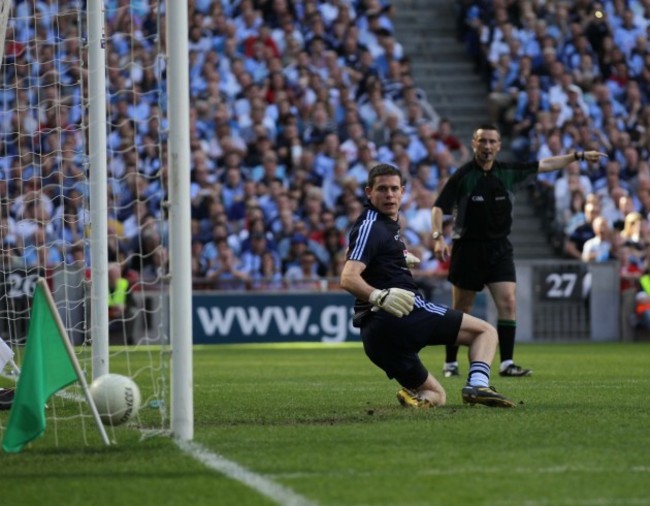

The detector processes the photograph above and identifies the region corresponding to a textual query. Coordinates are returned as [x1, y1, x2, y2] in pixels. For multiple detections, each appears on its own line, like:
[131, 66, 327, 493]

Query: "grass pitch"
[2, 342, 650, 506]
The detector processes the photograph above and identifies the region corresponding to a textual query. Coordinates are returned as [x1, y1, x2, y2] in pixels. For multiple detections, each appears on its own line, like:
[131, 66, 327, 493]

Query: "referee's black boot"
[499, 363, 532, 377]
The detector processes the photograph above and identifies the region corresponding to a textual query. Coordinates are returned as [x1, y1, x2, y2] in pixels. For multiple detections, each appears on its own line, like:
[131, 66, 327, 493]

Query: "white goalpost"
[0, 0, 192, 446]
[0, 0, 10, 64]
[87, 0, 110, 380]
[165, 0, 193, 441]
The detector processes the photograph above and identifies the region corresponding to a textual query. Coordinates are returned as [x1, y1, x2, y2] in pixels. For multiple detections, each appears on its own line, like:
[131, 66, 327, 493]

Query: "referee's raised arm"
[538, 150, 608, 173]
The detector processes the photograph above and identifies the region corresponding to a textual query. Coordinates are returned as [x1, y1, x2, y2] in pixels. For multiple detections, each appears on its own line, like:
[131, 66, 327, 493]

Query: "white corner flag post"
[38, 279, 110, 446]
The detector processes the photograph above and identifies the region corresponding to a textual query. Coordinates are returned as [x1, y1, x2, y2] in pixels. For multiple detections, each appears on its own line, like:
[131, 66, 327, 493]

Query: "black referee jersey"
[434, 159, 539, 241]
[347, 204, 420, 314]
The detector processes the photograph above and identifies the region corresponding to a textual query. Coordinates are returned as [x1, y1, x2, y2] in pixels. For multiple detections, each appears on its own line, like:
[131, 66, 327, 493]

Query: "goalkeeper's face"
[365, 174, 404, 220]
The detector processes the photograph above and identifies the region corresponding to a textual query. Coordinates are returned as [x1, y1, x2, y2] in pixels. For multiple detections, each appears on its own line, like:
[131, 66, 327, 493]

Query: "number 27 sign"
[537, 264, 588, 301]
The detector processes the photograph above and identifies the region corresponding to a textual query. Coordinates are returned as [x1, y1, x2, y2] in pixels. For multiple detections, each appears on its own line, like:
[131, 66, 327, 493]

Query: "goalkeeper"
[340, 163, 515, 408]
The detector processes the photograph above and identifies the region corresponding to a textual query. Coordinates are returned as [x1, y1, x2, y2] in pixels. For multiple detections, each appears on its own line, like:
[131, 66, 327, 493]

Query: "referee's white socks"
[499, 359, 514, 373]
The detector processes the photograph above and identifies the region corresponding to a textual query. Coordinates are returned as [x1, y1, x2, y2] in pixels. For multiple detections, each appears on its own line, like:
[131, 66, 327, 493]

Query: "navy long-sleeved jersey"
[346, 204, 419, 313]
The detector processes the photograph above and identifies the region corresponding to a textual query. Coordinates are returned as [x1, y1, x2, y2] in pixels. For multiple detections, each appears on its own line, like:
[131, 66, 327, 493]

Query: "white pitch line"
[176, 439, 318, 506]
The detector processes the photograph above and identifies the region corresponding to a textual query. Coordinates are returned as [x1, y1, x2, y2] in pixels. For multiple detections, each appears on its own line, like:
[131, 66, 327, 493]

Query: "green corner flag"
[2, 281, 78, 453]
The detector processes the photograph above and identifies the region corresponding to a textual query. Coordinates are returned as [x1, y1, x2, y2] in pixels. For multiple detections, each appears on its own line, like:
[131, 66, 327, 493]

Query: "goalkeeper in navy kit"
[340, 163, 515, 408]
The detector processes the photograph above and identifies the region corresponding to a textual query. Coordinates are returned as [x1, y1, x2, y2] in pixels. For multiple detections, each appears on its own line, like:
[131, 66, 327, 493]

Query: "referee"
[340, 163, 515, 408]
[431, 125, 607, 378]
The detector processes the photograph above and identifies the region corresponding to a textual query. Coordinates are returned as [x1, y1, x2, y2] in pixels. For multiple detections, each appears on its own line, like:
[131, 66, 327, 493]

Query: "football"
[89, 373, 141, 426]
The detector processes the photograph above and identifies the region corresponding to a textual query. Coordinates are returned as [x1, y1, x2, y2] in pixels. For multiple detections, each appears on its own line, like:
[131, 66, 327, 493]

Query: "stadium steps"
[392, 0, 557, 260]
[391, 0, 487, 142]
[510, 186, 557, 259]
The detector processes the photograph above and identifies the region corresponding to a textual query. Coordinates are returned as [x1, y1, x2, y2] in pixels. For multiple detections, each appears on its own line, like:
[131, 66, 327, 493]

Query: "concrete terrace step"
[413, 73, 485, 85]
[394, 1, 456, 14]
[395, 0, 456, 7]
[513, 203, 537, 216]
[425, 112, 488, 125]
[407, 52, 471, 63]
[511, 217, 541, 230]
[420, 85, 484, 98]
[394, 0, 454, 10]
[513, 244, 557, 259]
[432, 108, 488, 120]
[511, 229, 548, 242]
[512, 237, 553, 249]
[412, 78, 486, 92]
[406, 44, 468, 58]
[409, 60, 477, 73]
[418, 90, 487, 103]
[393, 24, 457, 36]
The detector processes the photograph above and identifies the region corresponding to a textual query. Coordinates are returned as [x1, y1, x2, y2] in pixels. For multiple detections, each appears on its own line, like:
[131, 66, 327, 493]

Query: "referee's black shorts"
[360, 295, 463, 389]
[448, 237, 516, 292]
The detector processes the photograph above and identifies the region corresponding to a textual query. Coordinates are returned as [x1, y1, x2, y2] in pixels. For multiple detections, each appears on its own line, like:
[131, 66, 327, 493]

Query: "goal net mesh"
[0, 0, 171, 446]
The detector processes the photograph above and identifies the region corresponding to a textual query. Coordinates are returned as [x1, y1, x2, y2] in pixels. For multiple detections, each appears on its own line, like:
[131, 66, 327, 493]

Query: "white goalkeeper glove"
[369, 288, 415, 317]
[404, 251, 420, 268]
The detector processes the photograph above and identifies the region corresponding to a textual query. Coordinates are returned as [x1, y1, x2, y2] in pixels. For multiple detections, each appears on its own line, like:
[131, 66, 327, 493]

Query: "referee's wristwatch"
[432, 231, 443, 240]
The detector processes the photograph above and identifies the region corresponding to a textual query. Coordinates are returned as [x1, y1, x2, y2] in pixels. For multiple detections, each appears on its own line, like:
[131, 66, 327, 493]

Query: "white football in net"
[90, 374, 141, 426]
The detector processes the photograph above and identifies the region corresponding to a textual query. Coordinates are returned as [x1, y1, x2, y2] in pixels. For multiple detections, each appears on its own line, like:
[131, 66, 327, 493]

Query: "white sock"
[467, 361, 490, 388]
[500, 359, 514, 372]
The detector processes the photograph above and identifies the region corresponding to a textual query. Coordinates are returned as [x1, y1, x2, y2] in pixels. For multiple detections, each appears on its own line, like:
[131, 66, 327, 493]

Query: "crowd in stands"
[1, 0, 459, 296]
[5, 0, 650, 326]
[459, 0, 650, 329]
[180, 0, 460, 292]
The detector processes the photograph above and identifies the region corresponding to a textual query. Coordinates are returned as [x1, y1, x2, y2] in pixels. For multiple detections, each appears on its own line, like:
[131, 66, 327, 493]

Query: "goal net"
[0, 0, 191, 447]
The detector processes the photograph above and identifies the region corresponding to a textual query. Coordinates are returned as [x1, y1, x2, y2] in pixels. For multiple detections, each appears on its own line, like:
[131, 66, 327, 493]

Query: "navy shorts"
[360, 295, 463, 389]
[448, 238, 516, 292]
